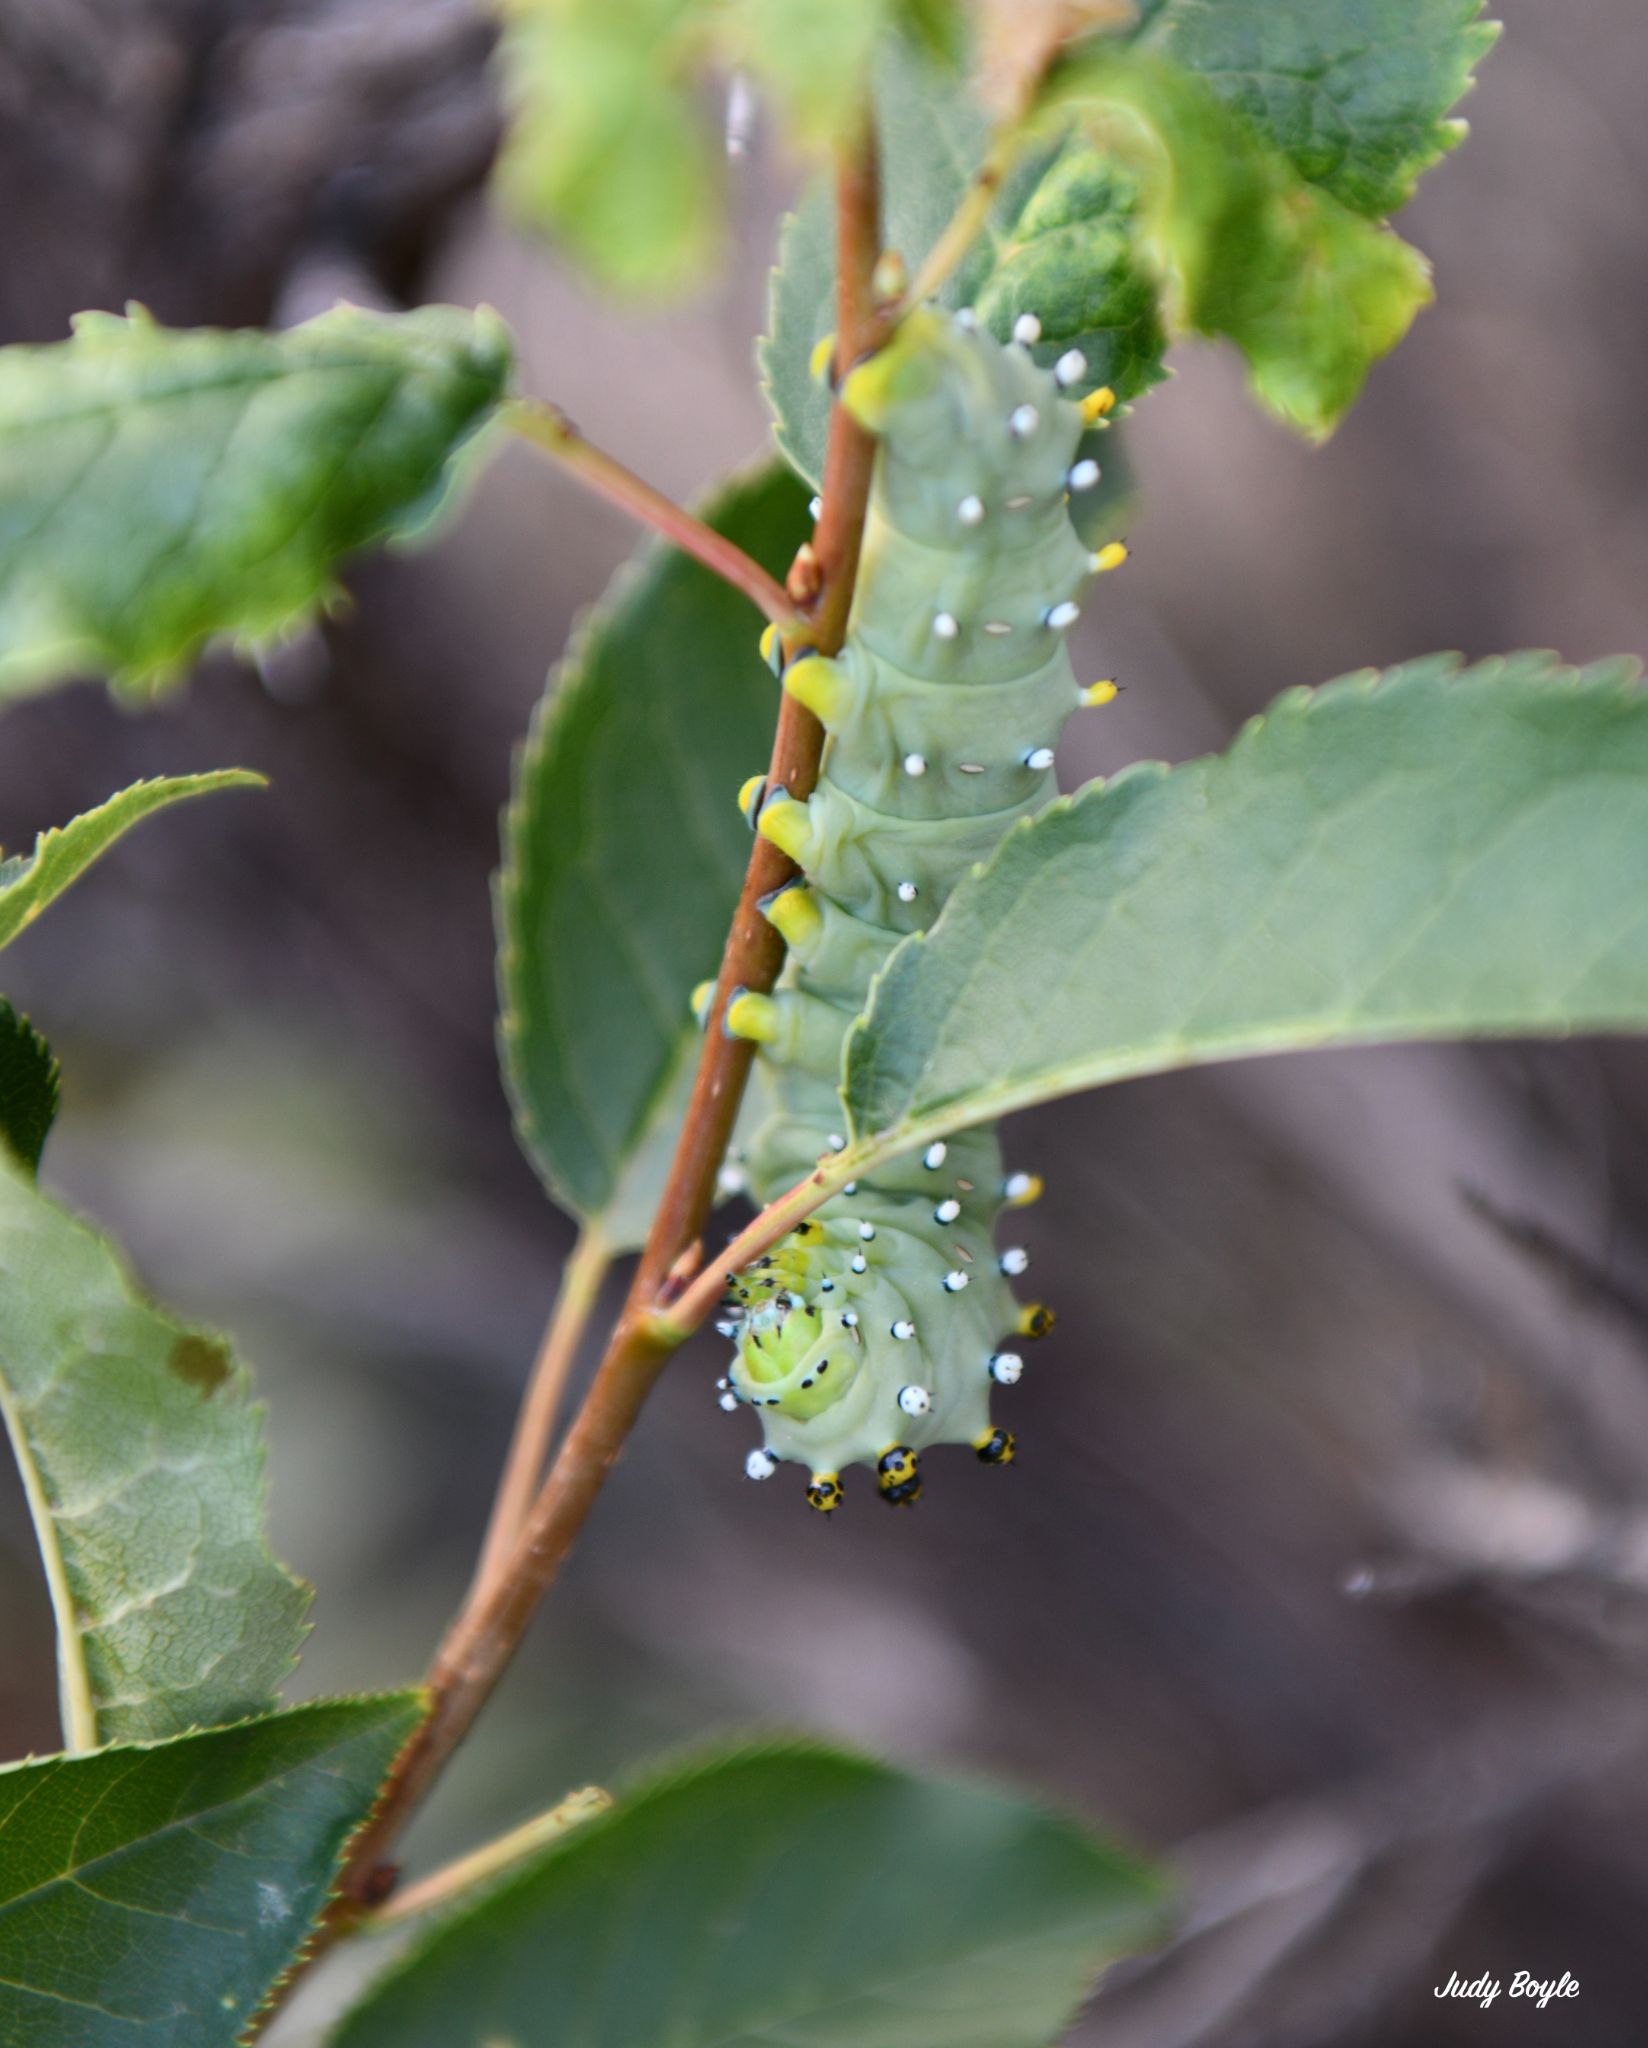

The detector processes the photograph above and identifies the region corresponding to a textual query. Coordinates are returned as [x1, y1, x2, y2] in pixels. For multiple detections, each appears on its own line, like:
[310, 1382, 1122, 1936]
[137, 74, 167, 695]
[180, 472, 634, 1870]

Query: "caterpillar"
[717, 303, 1124, 1512]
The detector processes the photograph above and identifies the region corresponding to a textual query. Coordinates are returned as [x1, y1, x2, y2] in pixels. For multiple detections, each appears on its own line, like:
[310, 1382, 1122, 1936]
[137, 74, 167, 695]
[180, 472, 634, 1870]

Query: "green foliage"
[0, 1148, 309, 1748]
[496, 0, 965, 292]
[333, 1740, 1169, 2048]
[0, 1695, 423, 2048]
[764, 41, 1165, 487]
[1130, 0, 1498, 219]
[766, 1, 1493, 466]
[0, 1003, 58, 1174]
[0, 303, 510, 701]
[0, 772, 263, 952]
[1045, 48, 1433, 436]
[846, 655, 1648, 1148]
[495, 0, 726, 296]
[497, 463, 810, 1247]
[728, 0, 963, 148]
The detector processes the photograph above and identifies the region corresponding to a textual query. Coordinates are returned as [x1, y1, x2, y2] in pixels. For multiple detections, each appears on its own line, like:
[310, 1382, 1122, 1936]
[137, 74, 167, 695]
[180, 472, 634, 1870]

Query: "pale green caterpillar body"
[720, 304, 1122, 1511]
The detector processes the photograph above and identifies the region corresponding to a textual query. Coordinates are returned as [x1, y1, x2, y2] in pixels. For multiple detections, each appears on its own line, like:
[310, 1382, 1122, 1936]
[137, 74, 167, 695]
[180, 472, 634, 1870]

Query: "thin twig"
[507, 399, 804, 632]
[646, 1150, 865, 1346]
[324, 112, 892, 1922]
[904, 126, 1019, 309]
[365, 1787, 612, 1931]
[470, 1228, 611, 1602]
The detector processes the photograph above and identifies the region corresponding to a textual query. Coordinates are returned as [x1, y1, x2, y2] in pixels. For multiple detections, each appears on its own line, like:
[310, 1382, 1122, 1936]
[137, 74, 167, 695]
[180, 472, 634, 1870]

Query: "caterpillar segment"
[717, 304, 1124, 1509]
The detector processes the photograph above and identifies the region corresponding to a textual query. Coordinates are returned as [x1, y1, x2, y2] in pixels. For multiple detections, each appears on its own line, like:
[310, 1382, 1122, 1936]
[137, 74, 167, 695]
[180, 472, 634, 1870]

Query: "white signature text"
[1434, 1971, 1578, 2010]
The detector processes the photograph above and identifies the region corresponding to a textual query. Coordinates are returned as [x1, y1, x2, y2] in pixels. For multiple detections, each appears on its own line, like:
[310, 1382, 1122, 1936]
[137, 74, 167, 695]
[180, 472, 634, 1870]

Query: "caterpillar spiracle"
[718, 303, 1124, 1513]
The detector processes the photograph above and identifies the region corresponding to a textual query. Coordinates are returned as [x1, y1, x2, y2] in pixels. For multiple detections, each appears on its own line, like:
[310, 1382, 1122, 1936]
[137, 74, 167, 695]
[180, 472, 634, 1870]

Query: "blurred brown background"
[3, 2, 1647, 2041]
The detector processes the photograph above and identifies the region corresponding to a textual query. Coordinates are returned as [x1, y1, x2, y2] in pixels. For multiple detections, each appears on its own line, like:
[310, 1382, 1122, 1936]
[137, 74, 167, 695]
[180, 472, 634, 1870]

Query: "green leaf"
[0, 1148, 309, 1748]
[766, 4, 1492, 465]
[846, 655, 1648, 1151]
[494, 0, 725, 296]
[728, 0, 964, 150]
[0, 1693, 423, 2048]
[0, 771, 263, 953]
[1130, 0, 1499, 220]
[497, 462, 810, 1249]
[0, 1002, 58, 1174]
[763, 41, 1165, 488]
[0, 302, 510, 700]
[1046, 47, 1434, 437]
[332, 1739, 1168, 2048]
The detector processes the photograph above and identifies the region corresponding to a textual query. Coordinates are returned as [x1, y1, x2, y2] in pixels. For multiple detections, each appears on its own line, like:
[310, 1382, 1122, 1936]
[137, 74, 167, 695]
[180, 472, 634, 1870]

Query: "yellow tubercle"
[1091, 542, 1129, 574]
[839, 308, 945, 432]
[759, 622, 779, 666]
[763, 883, 823, 951]
[1079, 680, 1118, 708]
[756, 795, 812, 864]
[1016, 1302, 1057, 1339]
[689, 979, 716, 1026]
[806, 1473, 844, 1513]
[738, 774, 767, 826]
[809, 333, 836, 383]
[726, 991, 780, 1044]
[1079, 386, 1116, 425]
[1005, 1172, 1045, 1208]
[783, 654, 851, 725]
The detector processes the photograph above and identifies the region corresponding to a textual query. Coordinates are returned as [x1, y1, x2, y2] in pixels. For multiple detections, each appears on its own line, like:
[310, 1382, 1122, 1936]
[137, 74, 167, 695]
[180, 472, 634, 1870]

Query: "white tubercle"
[1012, 313, 1042, 345]
[1068, 459, 1101, 491]
[1009, 403, 1039, 439]
[897, 1384, 932, 1416]
[989, 1351, 1024, 1385]
[903, 752, 927, 777]
[924, 1141, 948, 1169]
[933, 611, 959, 640]
[958, 494, 985, 527]
[745, 1448, 777, 1480]
[1046, 600, 1081, 631]
[1054, 349, 1087, 387]
[1000, 1246, 1030, 1275]
[1023, 746, 1056, 771]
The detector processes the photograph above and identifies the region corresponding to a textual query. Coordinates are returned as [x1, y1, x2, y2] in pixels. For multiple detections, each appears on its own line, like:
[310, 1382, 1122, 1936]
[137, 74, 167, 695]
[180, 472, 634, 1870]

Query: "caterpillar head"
[723, 1195, 1036, 1509]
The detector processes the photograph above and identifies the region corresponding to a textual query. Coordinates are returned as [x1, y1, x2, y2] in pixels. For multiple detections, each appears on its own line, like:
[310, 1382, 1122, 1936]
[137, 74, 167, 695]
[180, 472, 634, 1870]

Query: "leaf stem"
[644, 1149, 865, 1348]
[470, 1227, 611, 1603]
[904, 127, 1019, 309]
[325, 111, 892, 1920]
[364, 1786, 611, 1931]
[507, 399, 804, 631]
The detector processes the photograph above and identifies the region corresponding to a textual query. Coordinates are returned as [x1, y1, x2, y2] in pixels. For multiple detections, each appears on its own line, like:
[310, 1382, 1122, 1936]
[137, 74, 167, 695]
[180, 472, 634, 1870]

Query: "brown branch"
[323, 114, 893, 1923]
[507, 399, 804, 632]
[469, 1227, 611, 1603]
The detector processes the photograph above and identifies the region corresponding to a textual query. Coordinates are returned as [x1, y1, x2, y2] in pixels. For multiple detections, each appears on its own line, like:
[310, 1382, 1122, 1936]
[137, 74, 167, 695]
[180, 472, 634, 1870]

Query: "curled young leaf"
[1040, 45, 1434, 436]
